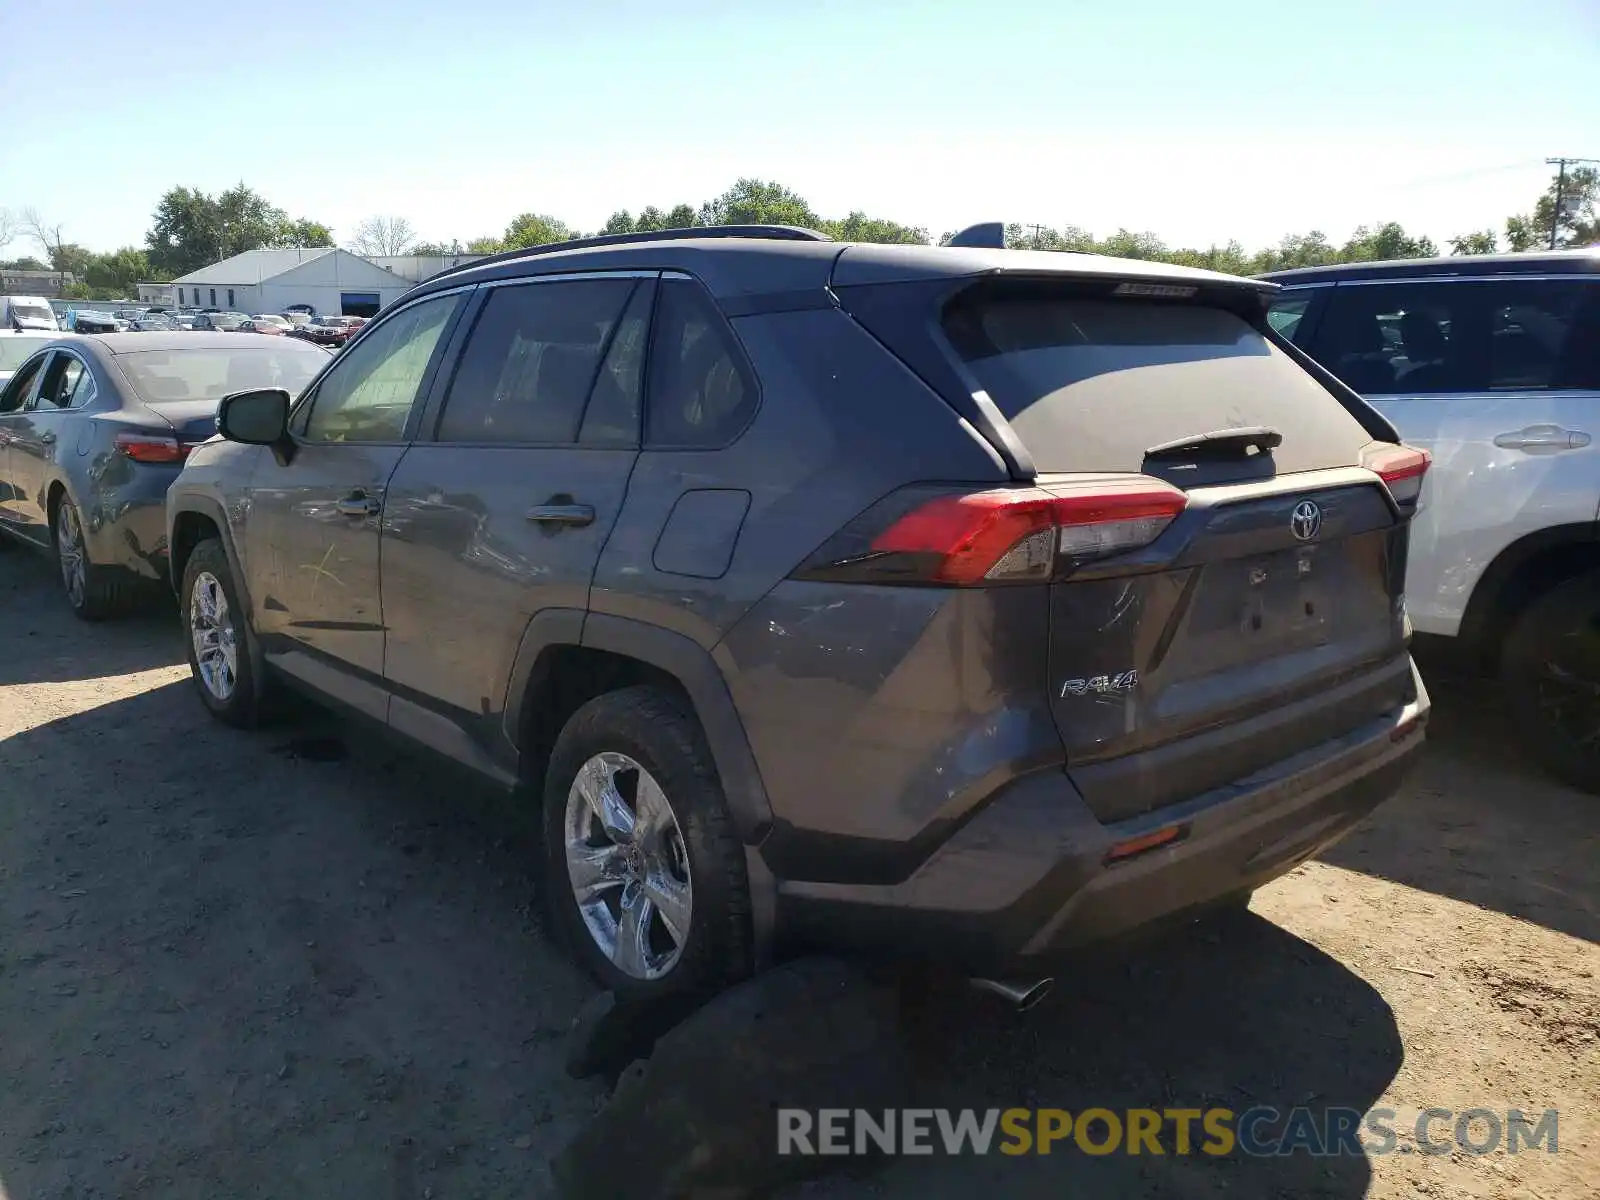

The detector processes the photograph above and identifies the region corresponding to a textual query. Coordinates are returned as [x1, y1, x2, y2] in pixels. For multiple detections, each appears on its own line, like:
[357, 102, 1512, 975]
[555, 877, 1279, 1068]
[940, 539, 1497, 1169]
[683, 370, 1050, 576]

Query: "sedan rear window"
[940, 287, 1373, 476]
[116, 347, 326, 403]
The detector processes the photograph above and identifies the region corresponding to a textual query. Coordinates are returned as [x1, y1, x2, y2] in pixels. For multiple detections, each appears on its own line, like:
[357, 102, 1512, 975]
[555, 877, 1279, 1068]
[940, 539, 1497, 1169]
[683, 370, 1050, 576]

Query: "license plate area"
[1192, 546, 1339, 649]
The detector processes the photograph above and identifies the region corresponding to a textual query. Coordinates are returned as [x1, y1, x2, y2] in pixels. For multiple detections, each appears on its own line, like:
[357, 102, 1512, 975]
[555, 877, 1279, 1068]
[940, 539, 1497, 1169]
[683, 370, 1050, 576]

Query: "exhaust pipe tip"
[969, 975, 1055, 1012]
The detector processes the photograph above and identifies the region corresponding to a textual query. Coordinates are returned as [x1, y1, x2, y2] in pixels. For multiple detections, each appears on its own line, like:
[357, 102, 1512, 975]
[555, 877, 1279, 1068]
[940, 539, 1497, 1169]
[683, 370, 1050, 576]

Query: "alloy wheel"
[55, 503, 88, 609]
[189, 571, 239, 702]
[563, 752, 694, 981]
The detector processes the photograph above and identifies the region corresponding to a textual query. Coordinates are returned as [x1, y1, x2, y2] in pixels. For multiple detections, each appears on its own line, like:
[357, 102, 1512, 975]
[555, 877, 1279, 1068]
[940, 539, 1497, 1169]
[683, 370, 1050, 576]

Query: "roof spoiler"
[946, 222, 1006, 249]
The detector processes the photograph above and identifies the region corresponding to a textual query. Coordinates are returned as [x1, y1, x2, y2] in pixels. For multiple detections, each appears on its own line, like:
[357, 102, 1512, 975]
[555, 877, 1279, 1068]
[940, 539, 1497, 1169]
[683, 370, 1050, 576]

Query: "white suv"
[1263, 251, 1600, 789]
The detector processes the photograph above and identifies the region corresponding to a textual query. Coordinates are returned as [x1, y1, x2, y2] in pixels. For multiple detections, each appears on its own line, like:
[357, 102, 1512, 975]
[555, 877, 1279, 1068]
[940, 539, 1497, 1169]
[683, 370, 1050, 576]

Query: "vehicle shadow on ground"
[1319, 664, 1599, 945]
[0, 559, 183, 684]
[0, 679, 599, 1199]
[799, 917, 1399, 1199]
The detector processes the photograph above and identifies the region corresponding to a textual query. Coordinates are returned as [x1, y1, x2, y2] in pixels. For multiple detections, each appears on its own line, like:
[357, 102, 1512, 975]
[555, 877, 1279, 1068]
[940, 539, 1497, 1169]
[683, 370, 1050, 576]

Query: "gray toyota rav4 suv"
[166, 225, 1431, 1000]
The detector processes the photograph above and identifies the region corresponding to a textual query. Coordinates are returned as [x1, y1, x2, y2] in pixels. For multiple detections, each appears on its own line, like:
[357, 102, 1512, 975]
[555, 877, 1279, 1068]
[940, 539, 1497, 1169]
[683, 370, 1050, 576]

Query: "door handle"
[1494, 424, 1591, 452]
[525, 503, 595, 528]
[336, 493, 378, 517]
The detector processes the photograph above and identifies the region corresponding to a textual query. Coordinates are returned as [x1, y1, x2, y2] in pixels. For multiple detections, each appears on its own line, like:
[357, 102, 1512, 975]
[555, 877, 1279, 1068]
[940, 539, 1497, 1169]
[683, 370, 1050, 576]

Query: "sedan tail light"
[792, 477, 1188, 586]
[115, 432, 190, 464]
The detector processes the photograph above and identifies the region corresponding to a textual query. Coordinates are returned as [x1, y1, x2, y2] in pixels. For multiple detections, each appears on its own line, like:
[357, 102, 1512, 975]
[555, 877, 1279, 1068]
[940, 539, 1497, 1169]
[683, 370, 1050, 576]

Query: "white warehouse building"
[166, 248, 416, 318]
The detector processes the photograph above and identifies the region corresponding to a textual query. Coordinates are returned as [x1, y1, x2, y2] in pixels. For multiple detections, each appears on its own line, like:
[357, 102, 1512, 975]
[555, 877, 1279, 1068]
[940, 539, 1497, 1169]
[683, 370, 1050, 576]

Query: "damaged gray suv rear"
[166, 226, 1431, 1000]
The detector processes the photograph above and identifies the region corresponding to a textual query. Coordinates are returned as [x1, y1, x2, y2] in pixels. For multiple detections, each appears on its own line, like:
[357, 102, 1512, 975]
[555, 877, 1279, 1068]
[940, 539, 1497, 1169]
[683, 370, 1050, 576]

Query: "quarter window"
[645, 277, 757, 448]
[300, 294, 461, 444]
[435, 277, 638, 445]
[1266, 296, 1312, 341]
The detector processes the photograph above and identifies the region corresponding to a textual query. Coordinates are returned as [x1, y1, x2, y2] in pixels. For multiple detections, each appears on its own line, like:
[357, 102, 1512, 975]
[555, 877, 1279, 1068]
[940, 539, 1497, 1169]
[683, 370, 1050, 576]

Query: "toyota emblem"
[1290, 499, 1323, 541]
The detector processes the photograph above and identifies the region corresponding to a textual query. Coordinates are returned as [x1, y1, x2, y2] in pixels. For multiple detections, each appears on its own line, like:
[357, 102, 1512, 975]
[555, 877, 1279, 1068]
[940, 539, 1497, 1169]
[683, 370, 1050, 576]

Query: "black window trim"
[415, 268, 660, 449]
[289, 286, 473, 448]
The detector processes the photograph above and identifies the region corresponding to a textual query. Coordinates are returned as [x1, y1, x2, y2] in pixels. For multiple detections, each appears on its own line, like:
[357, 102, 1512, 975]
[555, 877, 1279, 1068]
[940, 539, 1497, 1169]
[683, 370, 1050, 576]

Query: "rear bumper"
[81, 481, 172, 584]
[772, 663, 1429, 972]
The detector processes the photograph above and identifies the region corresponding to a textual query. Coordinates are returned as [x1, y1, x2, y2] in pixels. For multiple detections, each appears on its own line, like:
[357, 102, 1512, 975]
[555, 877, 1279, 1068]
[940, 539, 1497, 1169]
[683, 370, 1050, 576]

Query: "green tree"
[1249, 231, 1339, 273]
[502, 212, 574, 249]
[822, 211, 928, 244]
[1, 255, 48, 271]
[145, 184, 333, 276]
[1448, 230, 1498, 255]
[49, 243, 96, 280]
[466, 235, 504, 254]
[408, 241, 454, 256]
[1505, 166, 1599, 251]
[87, 247, 153, 296]
[59, 282, 92, 300]
[698, 179, 819, 228]
[1339, 222, 1437, 262]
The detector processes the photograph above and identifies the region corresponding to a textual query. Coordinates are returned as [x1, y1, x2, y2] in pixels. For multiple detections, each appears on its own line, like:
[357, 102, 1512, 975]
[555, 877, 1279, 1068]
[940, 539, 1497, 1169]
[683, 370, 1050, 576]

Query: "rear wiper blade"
[1144, 426, 1283, 461]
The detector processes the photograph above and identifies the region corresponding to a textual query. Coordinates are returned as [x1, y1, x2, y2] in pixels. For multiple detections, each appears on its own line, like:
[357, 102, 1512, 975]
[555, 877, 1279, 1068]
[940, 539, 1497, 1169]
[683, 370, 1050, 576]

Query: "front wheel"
[181, 538, 265, 727]
[542, 686, 752, 999]
[1502, 571, 1600, 793]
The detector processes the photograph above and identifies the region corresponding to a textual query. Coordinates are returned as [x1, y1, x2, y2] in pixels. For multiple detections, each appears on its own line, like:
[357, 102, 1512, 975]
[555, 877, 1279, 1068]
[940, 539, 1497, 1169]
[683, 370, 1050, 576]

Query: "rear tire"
[180, 538, 267, 728]
[52, 496, 128, 621]
[541, 685, 753, 1000]
[1502, 571, 1600, 793]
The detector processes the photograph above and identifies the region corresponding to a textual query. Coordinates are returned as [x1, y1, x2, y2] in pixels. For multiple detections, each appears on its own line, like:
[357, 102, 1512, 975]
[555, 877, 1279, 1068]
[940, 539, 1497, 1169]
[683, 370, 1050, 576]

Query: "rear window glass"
[117, 347, 325, 403]
[941, 291, 1371, 474]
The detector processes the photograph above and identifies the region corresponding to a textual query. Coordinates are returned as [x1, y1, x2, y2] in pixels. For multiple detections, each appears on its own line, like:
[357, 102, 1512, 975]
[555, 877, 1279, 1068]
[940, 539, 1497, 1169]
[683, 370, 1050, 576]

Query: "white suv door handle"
[1493, 424, 1592, 452]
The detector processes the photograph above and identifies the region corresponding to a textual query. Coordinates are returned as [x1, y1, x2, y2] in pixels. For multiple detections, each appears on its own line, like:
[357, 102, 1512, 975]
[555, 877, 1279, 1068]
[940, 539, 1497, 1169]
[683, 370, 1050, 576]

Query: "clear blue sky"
[2, 0, 1597, 256]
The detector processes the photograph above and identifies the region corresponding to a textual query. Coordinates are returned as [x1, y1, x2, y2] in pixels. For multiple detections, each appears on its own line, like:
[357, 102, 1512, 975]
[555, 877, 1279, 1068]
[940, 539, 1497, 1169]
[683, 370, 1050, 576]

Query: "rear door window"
[434, 277, 637, 445]
[1311, 278, 1600, 396]
[940, 285, 1373, 475]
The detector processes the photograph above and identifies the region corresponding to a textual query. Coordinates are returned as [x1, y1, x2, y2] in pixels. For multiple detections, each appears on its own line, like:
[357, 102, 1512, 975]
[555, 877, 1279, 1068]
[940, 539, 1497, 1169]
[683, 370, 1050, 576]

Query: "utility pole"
[1545, 157, 1600, 249]
[1025, 223, 1047, 249]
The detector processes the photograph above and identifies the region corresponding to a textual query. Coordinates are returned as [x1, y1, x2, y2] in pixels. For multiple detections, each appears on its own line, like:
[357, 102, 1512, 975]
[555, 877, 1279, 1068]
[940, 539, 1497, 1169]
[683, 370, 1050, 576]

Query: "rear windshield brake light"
[794, 479, 1188, 587]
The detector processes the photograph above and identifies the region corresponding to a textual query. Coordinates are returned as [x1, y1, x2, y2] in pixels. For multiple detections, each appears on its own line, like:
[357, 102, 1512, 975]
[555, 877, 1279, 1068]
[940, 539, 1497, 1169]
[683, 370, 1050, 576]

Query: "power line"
[1545, 157, 1600, 250]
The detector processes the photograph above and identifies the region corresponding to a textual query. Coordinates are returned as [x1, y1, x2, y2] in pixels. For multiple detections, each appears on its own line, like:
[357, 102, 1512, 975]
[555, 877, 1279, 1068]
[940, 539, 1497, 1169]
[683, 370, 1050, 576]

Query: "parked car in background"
[289, 314, 365, 347]
[240, 314, 292, 336]
[71, 311, 129, 334]
[171, 311, 199, 331]
[282, 303, 317, 325]
[167, 226, 1430, 1000]
[193, 312, 249, 332]
[3, 295, 61, 332]
[1261, 249, 1600, 789]
[0, 332, 329, 619]
[280, 310, 315, 328]
[128, 313, 176, 332]
[0, 331, 55, 385]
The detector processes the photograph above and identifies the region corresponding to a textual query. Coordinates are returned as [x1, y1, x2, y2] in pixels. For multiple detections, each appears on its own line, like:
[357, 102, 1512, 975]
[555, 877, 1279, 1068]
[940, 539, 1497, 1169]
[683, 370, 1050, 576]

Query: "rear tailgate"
[840, 266, 1418, 824]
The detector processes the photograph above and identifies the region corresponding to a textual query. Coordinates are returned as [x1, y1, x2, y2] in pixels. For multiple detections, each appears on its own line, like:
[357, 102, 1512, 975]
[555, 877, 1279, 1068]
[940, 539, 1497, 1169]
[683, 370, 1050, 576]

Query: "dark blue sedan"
[0, 332, 329, 618]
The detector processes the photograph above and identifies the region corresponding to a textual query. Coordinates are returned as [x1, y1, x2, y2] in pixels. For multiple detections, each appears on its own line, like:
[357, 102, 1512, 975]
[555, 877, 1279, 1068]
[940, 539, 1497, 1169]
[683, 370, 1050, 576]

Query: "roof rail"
[422, 224, 833, 284]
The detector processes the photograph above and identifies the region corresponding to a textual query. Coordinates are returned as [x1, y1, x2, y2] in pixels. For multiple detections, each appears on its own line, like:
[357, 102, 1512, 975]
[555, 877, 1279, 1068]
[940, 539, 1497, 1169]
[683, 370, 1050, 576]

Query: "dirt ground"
[0, 552, 1595, 1200]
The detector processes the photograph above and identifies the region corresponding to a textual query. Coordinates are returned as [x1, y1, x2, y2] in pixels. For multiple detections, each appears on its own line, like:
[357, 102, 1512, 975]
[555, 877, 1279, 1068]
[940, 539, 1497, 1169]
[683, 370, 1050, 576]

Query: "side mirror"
[217, 388, 291, 446]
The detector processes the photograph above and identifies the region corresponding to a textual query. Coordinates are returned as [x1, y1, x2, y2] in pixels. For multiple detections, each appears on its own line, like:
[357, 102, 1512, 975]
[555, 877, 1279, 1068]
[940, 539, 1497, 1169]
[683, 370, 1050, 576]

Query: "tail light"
[1361, 442, 1430, 507]
[115, 432, 190, 464]
[792, 477, 1188, 586]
